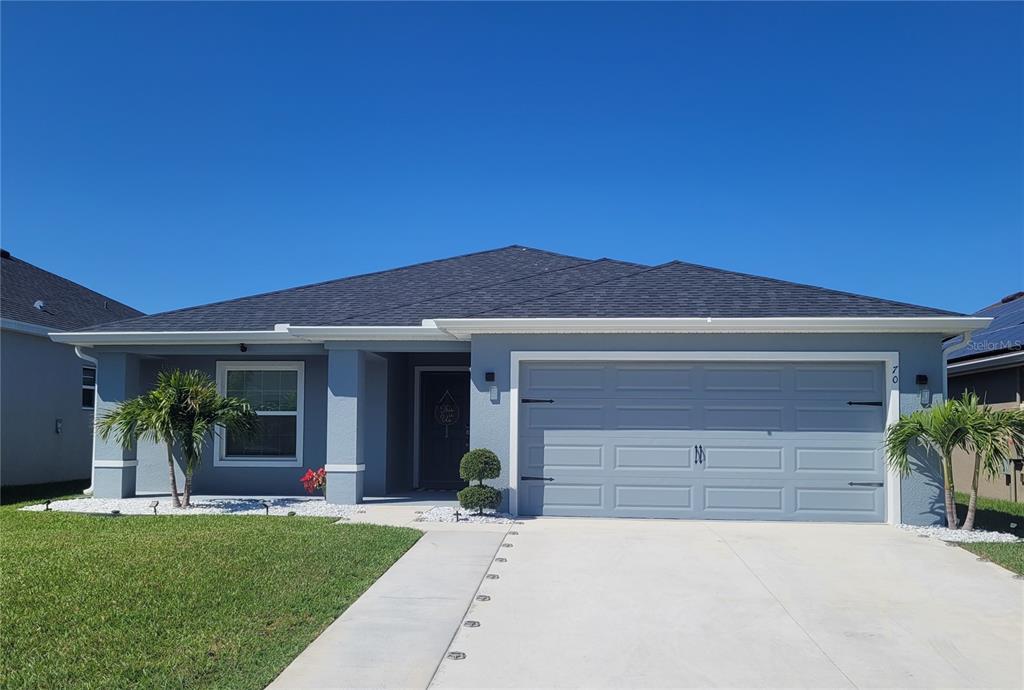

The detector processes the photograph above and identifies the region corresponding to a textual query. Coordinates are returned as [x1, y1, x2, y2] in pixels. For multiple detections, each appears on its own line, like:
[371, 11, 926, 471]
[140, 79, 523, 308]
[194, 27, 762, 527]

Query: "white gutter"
[1, 317, 55, 337]
[430, 316, 992, 339]
[73, 346, 99, 497]
[49, 327, 298, 346]
[47, 316, 991, 346]
[285, 324, 455, 341]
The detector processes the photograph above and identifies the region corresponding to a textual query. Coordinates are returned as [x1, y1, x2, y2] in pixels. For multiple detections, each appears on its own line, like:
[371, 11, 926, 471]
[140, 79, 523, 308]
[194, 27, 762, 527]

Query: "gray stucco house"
[1, 249, 142, 487]
[51, 246, 988, 525]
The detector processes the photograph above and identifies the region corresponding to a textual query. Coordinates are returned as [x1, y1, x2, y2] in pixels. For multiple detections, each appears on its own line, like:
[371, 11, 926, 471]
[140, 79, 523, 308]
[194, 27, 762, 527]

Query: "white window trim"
[82, 366, 97, 410]
[214, 361, 304, 468]
[508, 351, 902, 525]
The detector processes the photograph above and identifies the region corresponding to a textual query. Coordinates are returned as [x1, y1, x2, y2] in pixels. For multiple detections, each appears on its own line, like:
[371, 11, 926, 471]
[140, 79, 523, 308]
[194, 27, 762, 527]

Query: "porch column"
[325, 349, 366, 504]
[92, 352, 140, 498]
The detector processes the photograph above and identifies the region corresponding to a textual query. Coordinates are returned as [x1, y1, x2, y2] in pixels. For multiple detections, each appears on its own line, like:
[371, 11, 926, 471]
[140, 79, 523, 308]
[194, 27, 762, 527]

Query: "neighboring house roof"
[947, 291, 1024, 363]
[79, 245, 957, 333]
[0, 249, 142, 331]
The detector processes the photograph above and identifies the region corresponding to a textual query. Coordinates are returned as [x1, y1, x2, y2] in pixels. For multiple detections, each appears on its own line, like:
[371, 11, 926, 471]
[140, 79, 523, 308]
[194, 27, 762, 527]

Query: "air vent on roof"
[0, 249, 10, 260]
[33, 300, 46, 310]
[1001, 291, 1024, 304]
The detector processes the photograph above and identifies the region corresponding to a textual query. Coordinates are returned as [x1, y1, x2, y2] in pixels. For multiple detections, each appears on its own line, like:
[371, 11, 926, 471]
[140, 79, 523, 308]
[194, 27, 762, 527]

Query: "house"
[1, 249, 142, 488]
[50, 246, 988, 525]
[946, 291, 1024, 502]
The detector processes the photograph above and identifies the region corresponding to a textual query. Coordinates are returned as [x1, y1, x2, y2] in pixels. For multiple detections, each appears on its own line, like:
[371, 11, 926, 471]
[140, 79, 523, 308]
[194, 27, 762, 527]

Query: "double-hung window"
[82, 367, 96, 409]
[215, 361, 304, 467]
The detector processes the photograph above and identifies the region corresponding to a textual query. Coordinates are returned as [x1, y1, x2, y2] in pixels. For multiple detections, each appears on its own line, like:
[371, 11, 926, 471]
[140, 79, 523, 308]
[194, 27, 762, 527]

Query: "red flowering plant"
[300, 467, 327, 495]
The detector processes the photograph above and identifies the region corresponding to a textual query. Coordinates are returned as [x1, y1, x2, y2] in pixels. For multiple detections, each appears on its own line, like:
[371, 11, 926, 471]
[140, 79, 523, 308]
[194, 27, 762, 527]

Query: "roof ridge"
[468, 261, 674, 317]
[664, 259, 962, 316]
[84, 245, 581, 331]
[334, 258, 606, 323]
[0, 252, 141, 317]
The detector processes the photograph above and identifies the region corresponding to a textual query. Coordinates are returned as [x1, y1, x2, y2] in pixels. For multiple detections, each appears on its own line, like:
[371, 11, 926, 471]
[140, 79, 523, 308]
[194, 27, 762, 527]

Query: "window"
[82, 367, 96, 409]
[215, 362, 304, 467]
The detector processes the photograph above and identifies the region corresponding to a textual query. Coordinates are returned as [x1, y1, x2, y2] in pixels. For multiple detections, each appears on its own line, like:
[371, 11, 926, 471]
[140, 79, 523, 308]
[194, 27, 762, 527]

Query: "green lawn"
[955, 491, 1024, 576]
[0, 491, 421, 690]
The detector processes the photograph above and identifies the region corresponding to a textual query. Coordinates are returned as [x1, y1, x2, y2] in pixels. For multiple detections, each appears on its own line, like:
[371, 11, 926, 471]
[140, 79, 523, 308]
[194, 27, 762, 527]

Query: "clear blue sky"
[2, 2, 1021, 316]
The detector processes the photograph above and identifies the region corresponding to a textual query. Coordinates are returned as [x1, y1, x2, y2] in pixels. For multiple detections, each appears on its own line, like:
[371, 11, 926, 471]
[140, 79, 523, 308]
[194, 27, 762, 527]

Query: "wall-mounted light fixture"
[916, 374, 931, 407]
[239, 343, 248, 353]
[485, 372, 499, 403]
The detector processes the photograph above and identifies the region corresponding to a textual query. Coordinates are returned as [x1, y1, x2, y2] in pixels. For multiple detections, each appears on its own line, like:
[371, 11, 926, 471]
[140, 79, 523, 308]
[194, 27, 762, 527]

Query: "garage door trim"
[508, 351, 902, 524]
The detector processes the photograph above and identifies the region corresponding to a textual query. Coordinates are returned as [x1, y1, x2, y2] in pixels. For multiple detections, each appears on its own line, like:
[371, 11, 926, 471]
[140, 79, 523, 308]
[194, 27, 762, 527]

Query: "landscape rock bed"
[415, 506, 514, 524]
[900, 524, 1020, 543]
[21, 496, 357, 518]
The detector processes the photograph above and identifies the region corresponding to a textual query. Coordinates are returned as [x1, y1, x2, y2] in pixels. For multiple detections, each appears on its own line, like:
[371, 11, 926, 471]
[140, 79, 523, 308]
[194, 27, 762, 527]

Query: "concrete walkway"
[268, 515, 509, 690]
[432, 519, 1023, 689]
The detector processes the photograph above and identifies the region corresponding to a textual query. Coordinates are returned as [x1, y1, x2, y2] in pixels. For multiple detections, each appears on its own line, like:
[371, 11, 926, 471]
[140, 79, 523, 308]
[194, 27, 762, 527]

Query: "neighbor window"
[82, 367, 96, 409]
[215, 362, 304, 466]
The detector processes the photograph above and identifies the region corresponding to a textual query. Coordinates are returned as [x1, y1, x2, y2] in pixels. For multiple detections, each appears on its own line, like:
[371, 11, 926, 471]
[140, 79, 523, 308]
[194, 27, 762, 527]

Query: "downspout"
[74, 346, 98, 495]
[941, 330, 973, 404]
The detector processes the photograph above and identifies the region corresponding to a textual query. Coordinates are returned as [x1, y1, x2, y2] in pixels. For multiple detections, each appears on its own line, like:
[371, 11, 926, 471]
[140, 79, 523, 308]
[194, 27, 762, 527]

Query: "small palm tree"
[885, 398, 970, 529]
[960, 395, 1024, 530]
[97, 369, 257, 508]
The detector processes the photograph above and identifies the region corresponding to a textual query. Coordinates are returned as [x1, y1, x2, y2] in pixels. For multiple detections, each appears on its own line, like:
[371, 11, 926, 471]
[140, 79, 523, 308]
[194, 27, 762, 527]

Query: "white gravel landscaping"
[414, 506, 514, 524]
[20, 496, 357, 518]
[900, 524, 1020, 543]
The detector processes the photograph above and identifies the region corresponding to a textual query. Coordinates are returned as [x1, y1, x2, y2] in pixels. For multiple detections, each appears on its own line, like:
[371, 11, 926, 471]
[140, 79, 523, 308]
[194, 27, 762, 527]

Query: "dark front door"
[418, 370, 471, 489]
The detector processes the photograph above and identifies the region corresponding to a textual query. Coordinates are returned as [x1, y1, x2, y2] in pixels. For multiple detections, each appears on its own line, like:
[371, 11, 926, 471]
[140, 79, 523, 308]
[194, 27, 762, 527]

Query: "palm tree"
[97, 369, 257, 508]
[960, 395, 1024, 530]
[885, 398, 971, 529]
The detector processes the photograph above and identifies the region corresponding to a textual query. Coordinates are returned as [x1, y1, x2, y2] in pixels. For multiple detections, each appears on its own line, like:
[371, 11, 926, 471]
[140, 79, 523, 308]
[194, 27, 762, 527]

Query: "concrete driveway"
[431, 519, 1022, 689]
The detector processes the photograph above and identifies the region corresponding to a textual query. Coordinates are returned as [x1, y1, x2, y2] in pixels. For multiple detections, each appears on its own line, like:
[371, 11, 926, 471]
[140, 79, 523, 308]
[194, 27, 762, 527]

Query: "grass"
[955, 491, 1024, 575]
[0, 487, 421, 690]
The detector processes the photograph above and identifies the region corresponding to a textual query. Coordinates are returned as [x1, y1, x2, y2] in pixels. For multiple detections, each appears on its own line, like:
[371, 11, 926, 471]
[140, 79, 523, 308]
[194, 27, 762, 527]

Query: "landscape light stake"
[149, 500, 159, 515]
[261, 500, 271, 516]
[43, 500, 51, 511]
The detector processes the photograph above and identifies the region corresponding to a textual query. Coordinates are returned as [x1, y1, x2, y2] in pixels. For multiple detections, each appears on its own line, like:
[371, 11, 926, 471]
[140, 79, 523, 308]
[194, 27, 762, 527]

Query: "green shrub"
[459, 448, 501, 483]
[457, 485, 502, 515]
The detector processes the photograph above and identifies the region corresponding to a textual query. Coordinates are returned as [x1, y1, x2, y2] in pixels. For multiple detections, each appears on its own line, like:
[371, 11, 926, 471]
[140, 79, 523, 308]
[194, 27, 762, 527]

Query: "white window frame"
[508, 351, 902, 524]
[81, 366, 97, 410]
[214, 361, 304, 468]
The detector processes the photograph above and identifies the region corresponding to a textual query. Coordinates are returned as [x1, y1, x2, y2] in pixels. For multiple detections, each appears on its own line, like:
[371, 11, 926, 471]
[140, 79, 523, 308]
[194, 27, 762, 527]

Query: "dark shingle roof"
[1, 250, 142, 331]
[474, 260, 959, 318]
[947, 292, 1024, 362]
[80, 245, 957, 333]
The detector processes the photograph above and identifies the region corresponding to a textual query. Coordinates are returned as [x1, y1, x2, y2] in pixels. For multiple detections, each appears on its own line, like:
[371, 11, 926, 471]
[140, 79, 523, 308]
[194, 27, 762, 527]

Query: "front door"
[418, 370, 471, 489]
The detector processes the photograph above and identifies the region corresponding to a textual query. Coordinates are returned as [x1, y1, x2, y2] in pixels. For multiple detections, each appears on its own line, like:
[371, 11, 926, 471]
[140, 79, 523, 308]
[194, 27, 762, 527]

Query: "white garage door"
[517, 361, 887, 522]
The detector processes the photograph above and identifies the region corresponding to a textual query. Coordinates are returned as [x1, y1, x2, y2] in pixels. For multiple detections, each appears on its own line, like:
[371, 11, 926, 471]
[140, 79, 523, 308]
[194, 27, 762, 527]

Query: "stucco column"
[92, 352, 140, 498]
[325, 349, 366, 504]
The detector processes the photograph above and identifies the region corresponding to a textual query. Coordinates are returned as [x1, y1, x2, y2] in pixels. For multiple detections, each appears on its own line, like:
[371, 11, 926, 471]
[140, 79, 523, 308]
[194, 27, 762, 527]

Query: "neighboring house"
[51, 246, 988, 526]
[946, 291, 1024, 502]
[1, 249, 142, 487]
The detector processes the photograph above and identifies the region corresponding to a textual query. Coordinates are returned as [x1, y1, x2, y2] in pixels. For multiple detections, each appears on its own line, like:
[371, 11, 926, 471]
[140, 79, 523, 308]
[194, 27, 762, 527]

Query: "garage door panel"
[704, 485, 785, 512]
[794, 486, 882, 516]
[795, 447, 881, 473]
[704, 405, 785, 430]
[613, 365, 694, 393]
[704, 366, 784, 392]
[525, 365, 605, 393]
[616, 404, 693, 429]
[702, 446, 784, 472]
[614, 445, 693, 470]
[518, 360, 887, 522]
[795, 405, 884, 432]
[794, 365, 882, 395]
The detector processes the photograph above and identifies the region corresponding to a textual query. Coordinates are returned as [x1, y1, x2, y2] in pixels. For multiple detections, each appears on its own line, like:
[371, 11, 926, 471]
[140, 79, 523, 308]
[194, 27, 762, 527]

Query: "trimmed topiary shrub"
[458, 448, 502, 515]
[457, 484, 502, 515]
[459, 448, 501, 484]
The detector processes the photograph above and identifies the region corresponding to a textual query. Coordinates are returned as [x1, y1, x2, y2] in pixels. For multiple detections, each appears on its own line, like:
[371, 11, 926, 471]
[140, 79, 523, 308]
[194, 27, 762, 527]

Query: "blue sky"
[2, 2, 1021, 316]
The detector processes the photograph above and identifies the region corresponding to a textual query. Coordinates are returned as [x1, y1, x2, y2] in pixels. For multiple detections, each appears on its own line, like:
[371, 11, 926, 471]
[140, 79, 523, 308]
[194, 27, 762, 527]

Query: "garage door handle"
[521, 475, 554, 482]
[847, 401, 883, 406]
[848, 482, 883, 487]
[521, 398, 555, 404]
